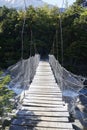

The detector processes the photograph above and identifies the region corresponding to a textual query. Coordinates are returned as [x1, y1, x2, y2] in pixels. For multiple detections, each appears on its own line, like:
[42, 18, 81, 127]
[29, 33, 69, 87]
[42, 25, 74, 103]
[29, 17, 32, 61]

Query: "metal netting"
[49, 55, 87, 119]
[49, 55, 85, 92]
[8, 55, 40, 90]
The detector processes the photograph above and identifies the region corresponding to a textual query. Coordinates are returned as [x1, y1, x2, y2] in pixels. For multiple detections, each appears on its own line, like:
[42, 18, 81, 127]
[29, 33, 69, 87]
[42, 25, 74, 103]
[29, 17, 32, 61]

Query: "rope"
[49, 55, 87, 122]
[21, 0, 27, 98]
[21, 0, 27, 60]
[30, 29, 32, 56]
[59, 0, 65, 66]
[56, 29, 58, 60]
[51, 34, 56, 56]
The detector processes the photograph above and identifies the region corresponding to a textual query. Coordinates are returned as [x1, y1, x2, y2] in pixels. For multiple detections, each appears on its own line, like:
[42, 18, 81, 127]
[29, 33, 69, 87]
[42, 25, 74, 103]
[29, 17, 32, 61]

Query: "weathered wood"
[34, 75, 54, 78]
[24, 96, 62, 101]
[21, 106, 68, 112]
[23, 99, 64, 105]
[17, 110, 69, 117]
[31, 83, 57, 86]
[26, 90, 62, 93]
[22, 102, 65, 108]
[25, 94, 62, 97]
[29, 85, 60, 88]
[25, 94, 63, 98]
[10, 125, 74, 130]
[10, 61, 74, 130]
[17, 115, 69, 122]
[31, 79, 57, 83]
[28, 90, 61, 93]
[36, 73, 53, 75]
[28, 88, 61, 91]
[28, 91, 61, 94]
[12, 119, 73, 129]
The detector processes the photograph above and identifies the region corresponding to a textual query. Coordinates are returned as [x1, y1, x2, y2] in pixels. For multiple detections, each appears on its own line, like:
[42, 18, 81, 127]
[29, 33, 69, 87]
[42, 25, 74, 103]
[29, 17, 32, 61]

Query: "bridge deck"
[10, 61, 74, 130]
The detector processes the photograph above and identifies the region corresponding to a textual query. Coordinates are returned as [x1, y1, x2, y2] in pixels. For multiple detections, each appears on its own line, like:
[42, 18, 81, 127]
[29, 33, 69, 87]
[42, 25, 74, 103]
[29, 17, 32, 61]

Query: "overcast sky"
[43, 0, 76, 7]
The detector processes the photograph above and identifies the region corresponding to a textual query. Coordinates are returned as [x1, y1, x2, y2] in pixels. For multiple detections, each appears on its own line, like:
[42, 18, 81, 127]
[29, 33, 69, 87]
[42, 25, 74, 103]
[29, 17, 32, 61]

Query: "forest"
[0, 0, 87, 128]
[0, 0, 87, 75]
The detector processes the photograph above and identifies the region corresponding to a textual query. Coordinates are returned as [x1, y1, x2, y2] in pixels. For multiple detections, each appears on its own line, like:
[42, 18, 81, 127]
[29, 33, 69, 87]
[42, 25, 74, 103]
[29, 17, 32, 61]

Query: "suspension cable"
[30, 28, 33, 56]
[56, 29, 58, 60]
[59, 0, 64, 66]
[53, 37, 55, 55]
[21, 0, 27, 99]
[21, 0, 27, 60]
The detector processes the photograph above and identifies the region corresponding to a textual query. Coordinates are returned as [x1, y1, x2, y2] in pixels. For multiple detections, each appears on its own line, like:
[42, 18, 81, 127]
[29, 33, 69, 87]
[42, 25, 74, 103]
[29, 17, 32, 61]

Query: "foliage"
[0, 71, 3, 75]
[0, 74, 14, 117]
[75, 0, 85, 5]
[0, 6, 60, 66]
[0, 5, 87, 75]
[58, 5, 87, 74]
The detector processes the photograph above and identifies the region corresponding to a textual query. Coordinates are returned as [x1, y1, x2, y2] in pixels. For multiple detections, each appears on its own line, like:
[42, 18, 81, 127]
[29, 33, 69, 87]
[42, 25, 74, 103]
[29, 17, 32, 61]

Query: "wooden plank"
[33, 77, 54, 79]
[32, 82, 56, 84]
[33, 78, 55, 81]
[30, 84, 58, 87]
[36, 69, 52, 71]
[33, 75, 54, 78]
[35, 128, 74, 130]
[29, 86, 59, 89]
[27, 90, 62, 93]
[22, 103, 66, 108]
[21, 106, 68, 112]
[17, 110, 69, 117]
[10, 125, 74, 130]
[25, 93, 62, 96]
[10, 61, 73, 130]
[22, 102, 65, 106]
[31, 83, 58, 86]
[33, 79, 56, 82]
[29, 87, 62, 93]
[36, 72, 52, 76]
[28, 90, 61, 92]
[12, 119, 73, 129]
[24, 96, 62, 101]
[29, 87, 61, 90]
[25, 91, 62, 93]
[37, 67, 51, 69]
[30, 85, 59, 88]
[23, 99, 64, 105]
[17, 115, 69, 122]
[26, 92, 62, 98]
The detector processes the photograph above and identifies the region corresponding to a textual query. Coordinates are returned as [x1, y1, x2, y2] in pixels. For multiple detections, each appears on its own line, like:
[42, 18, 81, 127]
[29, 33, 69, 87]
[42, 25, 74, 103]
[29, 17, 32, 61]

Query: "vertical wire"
[59, 0, 65, 66]
[30, 28, 33, 56]
[59, 16, 64, 66]
[21, 0, 27, 98]
[21, 0, 27, 60]
[56, 29, 58, 60]
[34, 42, 36, 55]
[60, 0, 68, 65]
[21, 16, 25, 60]
[50, 34, 55, 55]
[52, 35, 55, 56]
[59, 0, 65, 92]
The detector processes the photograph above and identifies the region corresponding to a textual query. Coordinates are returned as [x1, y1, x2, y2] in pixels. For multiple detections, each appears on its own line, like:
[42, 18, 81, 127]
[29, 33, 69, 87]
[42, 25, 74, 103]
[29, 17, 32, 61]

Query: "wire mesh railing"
[8, 54, 40, 90]
[49, 55, 87, 124]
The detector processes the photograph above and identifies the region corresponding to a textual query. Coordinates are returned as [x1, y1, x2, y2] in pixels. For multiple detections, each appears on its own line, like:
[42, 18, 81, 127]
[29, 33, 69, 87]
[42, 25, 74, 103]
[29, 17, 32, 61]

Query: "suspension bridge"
[5, 0, 86, 129]
[7, 54, 86, 130]
[9, 56, 75, 130]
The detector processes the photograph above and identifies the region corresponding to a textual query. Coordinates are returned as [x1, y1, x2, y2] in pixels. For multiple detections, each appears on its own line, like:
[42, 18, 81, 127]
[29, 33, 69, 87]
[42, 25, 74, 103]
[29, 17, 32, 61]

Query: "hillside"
[0, 0, 49, 8]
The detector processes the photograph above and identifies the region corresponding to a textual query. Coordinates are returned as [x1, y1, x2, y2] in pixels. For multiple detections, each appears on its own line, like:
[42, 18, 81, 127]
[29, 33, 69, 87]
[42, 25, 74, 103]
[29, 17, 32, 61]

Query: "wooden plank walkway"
[10, 61, 74, 130]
